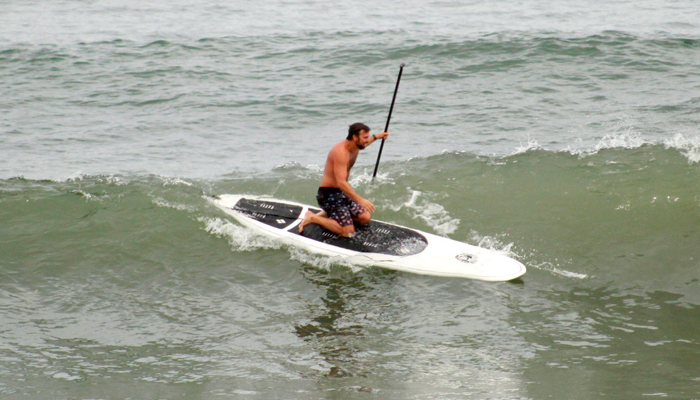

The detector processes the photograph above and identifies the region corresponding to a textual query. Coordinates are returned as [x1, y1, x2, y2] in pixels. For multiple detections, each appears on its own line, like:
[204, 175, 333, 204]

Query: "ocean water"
[2, 0, 700, 399]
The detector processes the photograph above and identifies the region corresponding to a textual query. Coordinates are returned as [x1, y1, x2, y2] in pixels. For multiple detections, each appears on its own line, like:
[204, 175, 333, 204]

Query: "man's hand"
[359, 198, 375, 214]
[376, 131, 390, 140]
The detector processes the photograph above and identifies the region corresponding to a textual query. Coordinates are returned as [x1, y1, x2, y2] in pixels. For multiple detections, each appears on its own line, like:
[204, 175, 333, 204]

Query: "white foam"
[562, 130, 645, 158]
[560, 130, 700, 165]
[200, 217, 281, 251]
[304, 164, 323, 172]
[392, 190, 460, 236]
[468, 231, 588, 279]
[468, 229, 589, 279]
[506, 131, 651, 160]
[529, 260, 588, 279]
[159, 176, 194, 187]
[152, 197, 195, 212]
[57, 173, 127, 185]
[98, 175, 128, 185]
[52, 372, 82, 381]
[512, 136, 543, 155]
[274, 161, 304, 170]
[62, 171, 87, 182]
[201, 216, 368, 272]
[664, 133, 700, 164]
[349, 169, 394, 190]
[467, 230, 516, 257]
[550, 268, 589, 280]
[594, 131, 646, 152]
[288, 247, 365, 273]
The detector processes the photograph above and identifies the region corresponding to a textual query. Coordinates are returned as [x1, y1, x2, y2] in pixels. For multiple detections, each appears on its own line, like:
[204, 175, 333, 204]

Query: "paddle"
[372, 63, 405, 180]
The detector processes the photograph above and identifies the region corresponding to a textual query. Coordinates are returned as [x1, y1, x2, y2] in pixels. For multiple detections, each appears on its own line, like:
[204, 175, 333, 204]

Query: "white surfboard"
[209, 194, 526, 281]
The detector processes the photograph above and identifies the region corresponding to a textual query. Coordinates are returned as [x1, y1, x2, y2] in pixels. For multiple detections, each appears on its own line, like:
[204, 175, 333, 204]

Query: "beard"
[354, 137, 368, 150]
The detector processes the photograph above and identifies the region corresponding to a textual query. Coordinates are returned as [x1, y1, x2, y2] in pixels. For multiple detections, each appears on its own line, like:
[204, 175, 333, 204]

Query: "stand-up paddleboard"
[209, 195, 526, 281]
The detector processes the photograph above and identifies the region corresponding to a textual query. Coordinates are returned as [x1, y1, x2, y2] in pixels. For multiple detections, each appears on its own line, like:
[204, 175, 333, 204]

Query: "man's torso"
[319, 140, 358, 188]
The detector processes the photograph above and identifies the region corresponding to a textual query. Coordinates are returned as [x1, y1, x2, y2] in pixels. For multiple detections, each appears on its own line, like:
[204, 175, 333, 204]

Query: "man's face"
[354, 130, 371, 150]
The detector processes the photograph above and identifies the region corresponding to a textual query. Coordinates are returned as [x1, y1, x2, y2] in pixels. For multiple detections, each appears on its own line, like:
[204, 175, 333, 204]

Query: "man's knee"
[356, 212, 371, 225]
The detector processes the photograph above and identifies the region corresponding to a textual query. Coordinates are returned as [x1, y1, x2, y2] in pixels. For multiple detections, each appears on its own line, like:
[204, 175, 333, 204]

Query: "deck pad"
[233, 197, 427, 256]
[233, 198, 302, 230]
[296, 220, 428, 256]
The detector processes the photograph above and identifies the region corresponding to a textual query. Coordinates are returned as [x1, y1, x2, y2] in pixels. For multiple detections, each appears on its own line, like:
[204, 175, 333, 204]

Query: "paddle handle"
[372, 63, 405, 180]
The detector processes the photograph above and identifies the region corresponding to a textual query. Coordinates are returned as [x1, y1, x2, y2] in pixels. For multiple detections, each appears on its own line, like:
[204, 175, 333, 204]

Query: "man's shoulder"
[329, 140, 351, 157]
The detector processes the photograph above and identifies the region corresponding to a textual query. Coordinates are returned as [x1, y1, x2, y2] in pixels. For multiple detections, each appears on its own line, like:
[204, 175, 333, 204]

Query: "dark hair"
[347, 122, 370, 140]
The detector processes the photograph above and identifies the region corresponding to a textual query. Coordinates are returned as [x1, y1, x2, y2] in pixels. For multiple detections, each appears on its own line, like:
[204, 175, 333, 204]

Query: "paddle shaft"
[372, 63, 405, 179]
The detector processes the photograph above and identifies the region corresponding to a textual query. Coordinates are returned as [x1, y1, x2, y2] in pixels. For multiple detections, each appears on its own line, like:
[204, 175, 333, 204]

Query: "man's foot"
[298, 210, 315, 233]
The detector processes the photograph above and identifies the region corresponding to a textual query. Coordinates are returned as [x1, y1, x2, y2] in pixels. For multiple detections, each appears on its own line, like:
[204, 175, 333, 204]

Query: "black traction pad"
[233, 198, 302, 230]
[233, 197, 428, 256]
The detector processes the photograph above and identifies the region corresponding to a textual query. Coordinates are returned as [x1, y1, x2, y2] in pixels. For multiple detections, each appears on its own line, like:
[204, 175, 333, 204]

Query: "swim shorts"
[316, 187, 365, 227]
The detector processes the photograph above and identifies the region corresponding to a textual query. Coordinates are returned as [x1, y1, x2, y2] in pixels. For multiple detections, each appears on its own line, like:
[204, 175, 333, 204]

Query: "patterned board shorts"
[316, 187, 365, 227]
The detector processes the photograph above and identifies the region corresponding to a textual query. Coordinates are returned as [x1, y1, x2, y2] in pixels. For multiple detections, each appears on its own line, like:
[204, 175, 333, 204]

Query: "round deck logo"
[456, 253, 476, 263]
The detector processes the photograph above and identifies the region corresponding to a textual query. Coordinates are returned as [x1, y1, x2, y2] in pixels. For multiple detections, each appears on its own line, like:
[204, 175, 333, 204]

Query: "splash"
[159, 176, 194, 187]
[201, 216, 368, 272]
[200, 217, 281, 251]
[468, 230, 588, 279]
[512, 136, 543, 155]
[349, 169, 395, 190]
[468, 230, 516, 257]
[288, 247, 366, 273]
[391, 190, 460, 236]
[531, 260, 588, 279]
[72, 190, 103, 202]
[152, 197, 196, 212]
[664, 133, 700, 164]
[561, 130, 700, 165]
[58, 173, 128, 185]
[273, 161, 305, 170]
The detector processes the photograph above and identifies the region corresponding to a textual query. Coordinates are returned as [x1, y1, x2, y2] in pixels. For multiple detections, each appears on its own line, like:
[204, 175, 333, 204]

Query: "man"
[298, 122, 390, 237]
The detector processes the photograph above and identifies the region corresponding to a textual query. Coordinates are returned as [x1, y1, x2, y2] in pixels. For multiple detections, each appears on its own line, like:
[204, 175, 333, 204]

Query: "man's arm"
[370, 131, 390, 144]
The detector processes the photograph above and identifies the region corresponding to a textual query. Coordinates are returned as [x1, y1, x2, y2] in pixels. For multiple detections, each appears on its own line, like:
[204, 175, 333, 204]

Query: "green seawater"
[2, 146, 700, 399]
[2, 0, 700, 398]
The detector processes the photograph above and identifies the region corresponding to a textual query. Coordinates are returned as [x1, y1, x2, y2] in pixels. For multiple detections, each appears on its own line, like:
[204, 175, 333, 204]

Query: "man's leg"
[349, 198, 371, 226]
[299, 211, 355, 237]
[353, 210, 371, 225]
[299, 189, 358, 237]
